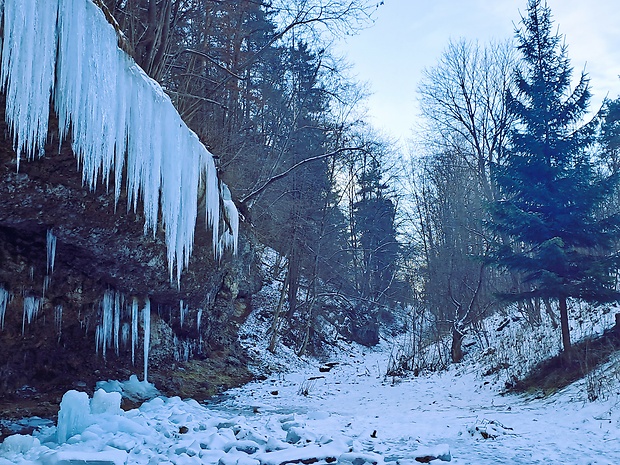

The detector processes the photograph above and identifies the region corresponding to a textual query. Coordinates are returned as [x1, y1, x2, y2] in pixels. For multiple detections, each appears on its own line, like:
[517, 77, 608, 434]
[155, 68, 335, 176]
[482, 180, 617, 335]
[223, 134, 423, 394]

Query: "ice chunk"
[41, 449, 128, 465]
[90, 388, 122, 415]
[0, 434, 41, 455]
[56, 390, 92, 443]
[412, 443, 452, 463]
[122, 374, 159, 402]
[95, 379, 123, 395]
[255, 443, 344, 465]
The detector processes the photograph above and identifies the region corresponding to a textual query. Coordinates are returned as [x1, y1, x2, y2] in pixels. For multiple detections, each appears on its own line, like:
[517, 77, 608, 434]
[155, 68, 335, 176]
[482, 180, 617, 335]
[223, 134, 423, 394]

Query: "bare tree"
[418, 38, 516, 201]
[411, 39, 517, 362]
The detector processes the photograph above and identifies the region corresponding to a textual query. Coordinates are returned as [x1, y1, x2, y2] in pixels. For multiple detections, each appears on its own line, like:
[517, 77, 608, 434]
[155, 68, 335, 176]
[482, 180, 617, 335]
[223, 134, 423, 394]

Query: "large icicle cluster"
[0, 0, 238, 285]
[95, 290, 151, 382]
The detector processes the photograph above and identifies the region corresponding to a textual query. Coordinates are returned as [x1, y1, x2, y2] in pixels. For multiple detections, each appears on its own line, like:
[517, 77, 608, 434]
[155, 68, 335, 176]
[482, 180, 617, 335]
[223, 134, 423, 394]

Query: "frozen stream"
[214, 343, 620, 464]
[1, 342, 620, 464]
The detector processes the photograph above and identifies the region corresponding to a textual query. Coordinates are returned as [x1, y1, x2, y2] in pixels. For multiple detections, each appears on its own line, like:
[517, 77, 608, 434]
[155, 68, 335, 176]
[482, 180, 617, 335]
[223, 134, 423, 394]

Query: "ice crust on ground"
[0, 0, 237, 285]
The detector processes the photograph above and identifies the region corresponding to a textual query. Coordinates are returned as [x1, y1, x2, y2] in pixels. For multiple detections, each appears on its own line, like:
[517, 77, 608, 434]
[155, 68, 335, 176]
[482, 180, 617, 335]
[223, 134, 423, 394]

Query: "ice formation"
[143, 299, 151, 383]
[46, 229, 56, 273]
[21, 296, 40, 335]
[197, 309, 203, 345]
[0, 0, 237, 286]
[0, 286, 8, 329]
[131, 297, 138, 366]
[121, 321, 129, 346]
[54, 304, 63, 337]
[95, 291, 151, 376]
[42, 275, 50, 298]
[219, 183, 239, 259]
[56, 390, 92, 443]
[113, 292, 121, 356]
[96, 290, 115, 360]
[180, 299, 188, 328]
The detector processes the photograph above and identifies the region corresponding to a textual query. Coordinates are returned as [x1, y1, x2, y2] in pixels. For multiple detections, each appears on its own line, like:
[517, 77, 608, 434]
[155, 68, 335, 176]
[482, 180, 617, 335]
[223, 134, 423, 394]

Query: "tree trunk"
[451, 325, 464, 363]
[558, 295, 571, 353]
[543, 298, 558, 329]
[268, 271, 289, 353]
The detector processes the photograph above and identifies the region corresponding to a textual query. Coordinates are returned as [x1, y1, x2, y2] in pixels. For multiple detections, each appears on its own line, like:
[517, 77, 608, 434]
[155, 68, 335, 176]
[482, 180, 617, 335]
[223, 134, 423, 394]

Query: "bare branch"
[239, 146, 366, 205]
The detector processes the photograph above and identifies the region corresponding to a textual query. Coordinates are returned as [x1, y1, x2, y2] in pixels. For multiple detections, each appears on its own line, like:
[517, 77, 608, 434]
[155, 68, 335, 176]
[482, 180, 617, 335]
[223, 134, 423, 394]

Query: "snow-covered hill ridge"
[0, 0, 237, 285]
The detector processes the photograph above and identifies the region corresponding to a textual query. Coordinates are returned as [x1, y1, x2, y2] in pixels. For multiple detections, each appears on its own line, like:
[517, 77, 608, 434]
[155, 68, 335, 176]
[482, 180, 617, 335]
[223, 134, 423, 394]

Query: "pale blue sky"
[335, 0, 620, 148]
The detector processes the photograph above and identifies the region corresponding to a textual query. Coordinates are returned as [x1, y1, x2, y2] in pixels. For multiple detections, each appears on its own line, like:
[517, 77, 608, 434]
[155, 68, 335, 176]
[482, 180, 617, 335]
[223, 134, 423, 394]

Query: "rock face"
[0, 96, 262, 418]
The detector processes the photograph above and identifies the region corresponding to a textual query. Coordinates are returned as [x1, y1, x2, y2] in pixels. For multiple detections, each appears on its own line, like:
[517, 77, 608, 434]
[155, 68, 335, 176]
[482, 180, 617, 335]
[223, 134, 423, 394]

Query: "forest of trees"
[99, 0, 403, 354]
[406, 0, 620, 367]
[101, 0, 620, 363]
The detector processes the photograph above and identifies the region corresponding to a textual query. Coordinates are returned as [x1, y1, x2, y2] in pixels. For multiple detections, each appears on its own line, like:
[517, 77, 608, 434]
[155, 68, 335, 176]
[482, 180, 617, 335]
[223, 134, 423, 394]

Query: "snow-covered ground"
[2, 335, 620, 465]
[2, 273, 620, 464]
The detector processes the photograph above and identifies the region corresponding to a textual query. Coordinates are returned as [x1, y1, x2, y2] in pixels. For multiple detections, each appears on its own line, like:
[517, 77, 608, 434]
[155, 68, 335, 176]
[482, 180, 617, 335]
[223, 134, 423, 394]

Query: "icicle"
[121, 322, 129, 347]
[98, 290, 114, 360]
[95, 325, 101, 356]
[179, 300, 188, 328]
[46, 229, 57, 274]
[131, 297, 138, 366]
[183, 341, 190, 362]
[54, 304, 63, 338]
[197, 308, 203, 348]
[0, 0, 58, 169]
[143, 298, 150, 383]
[218, 183, 239, 260]
[113, 292, 121, 356]
[21, 296, 40, 335]
[42, 276, 50, 298]
[0, 287, 9, 330]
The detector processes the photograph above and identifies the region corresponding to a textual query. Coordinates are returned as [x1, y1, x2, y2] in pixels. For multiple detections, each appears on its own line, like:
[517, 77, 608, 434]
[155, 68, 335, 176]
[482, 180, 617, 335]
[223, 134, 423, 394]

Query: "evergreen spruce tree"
[354, 156, 400, 303]
[490, 0, 620, 352]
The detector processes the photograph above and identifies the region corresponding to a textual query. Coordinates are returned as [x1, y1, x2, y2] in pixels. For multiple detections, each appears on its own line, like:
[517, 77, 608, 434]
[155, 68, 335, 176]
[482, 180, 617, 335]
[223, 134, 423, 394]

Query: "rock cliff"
[0, 95, 262, 420]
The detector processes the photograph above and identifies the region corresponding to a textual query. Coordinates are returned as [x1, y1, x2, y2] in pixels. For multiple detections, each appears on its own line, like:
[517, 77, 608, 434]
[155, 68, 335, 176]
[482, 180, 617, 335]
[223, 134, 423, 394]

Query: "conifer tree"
[354, 155, 399, 303]
[490, 0, 620, 352]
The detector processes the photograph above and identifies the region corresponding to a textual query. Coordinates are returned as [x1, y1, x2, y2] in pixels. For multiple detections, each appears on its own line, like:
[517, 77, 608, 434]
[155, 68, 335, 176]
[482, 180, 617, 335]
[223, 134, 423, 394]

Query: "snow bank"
[0, 0, 237, 285]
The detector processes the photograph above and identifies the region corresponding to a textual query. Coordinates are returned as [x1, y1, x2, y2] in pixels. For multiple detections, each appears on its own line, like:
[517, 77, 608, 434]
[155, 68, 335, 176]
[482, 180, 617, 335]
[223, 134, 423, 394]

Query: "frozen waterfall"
[0, 0, 237, 286]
